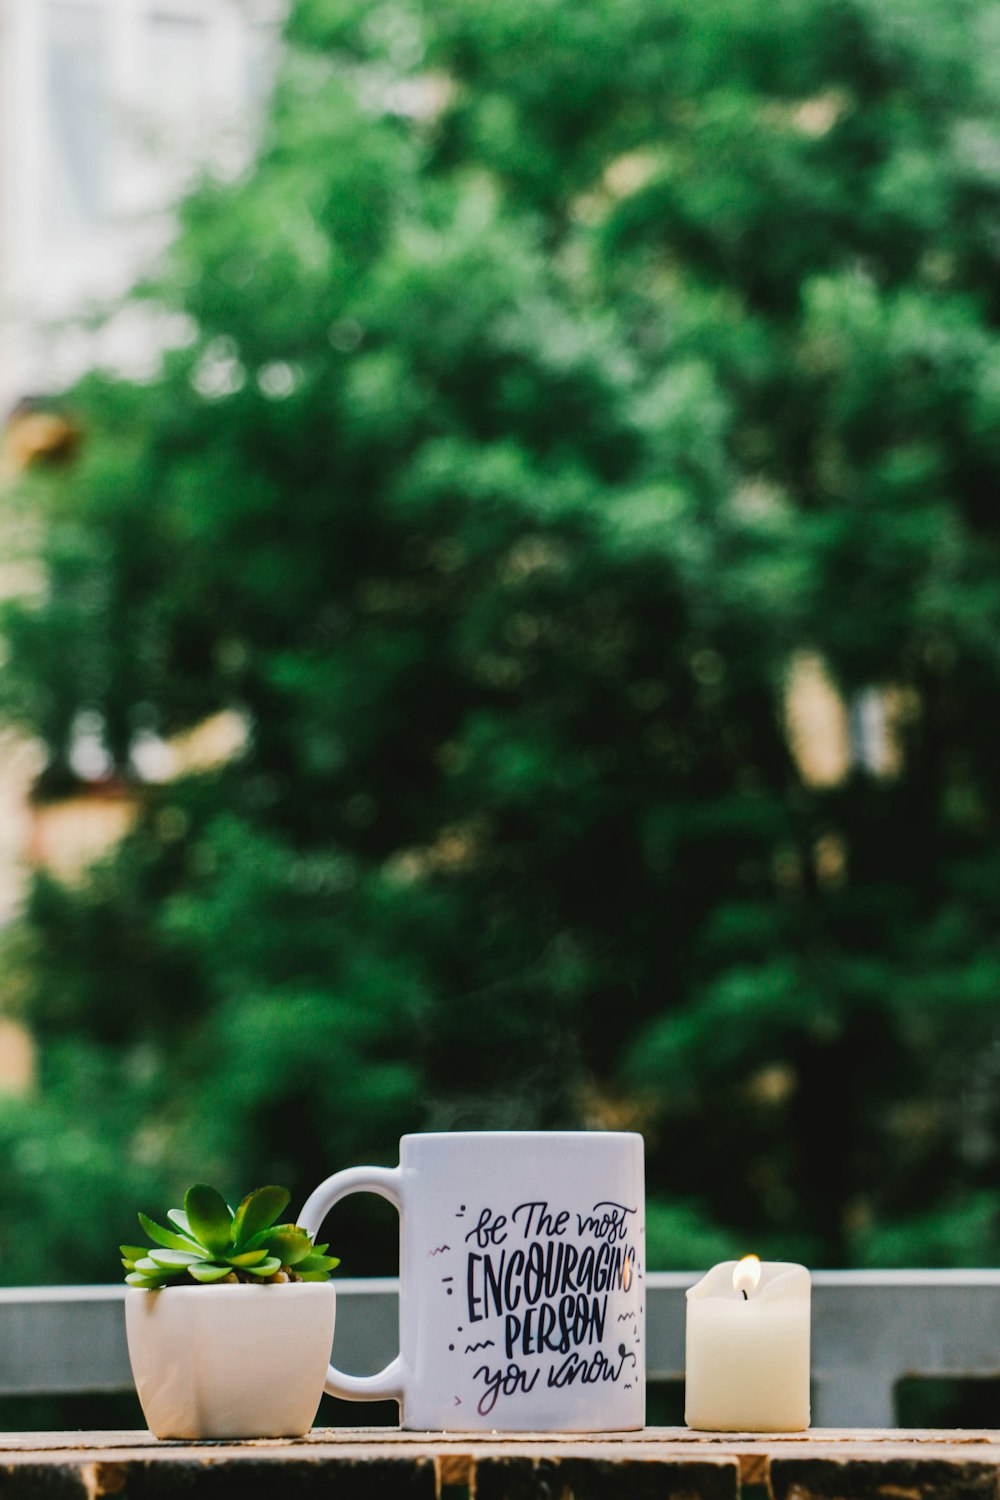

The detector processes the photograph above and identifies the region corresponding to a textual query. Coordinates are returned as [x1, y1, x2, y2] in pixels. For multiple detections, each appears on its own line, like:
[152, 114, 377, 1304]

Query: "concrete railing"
[4, 1271, 1000, 1426]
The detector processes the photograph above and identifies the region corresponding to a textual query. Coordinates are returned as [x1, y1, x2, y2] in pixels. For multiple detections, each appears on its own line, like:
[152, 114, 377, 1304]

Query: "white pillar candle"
[685, 1256, 810, 1432]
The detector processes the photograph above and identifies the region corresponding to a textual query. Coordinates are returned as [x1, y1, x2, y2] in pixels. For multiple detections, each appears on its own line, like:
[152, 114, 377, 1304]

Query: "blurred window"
[44, 1, 108, 231]
[145, 11, 209, 148]
[245, 20, 280, 109]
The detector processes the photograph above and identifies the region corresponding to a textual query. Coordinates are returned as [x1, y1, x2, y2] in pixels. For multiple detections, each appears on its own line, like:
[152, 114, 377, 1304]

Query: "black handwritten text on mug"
[467, 1239, 636, 1321]
[463, 1198, 640, 1417]
[504, 1292, 606, 1357]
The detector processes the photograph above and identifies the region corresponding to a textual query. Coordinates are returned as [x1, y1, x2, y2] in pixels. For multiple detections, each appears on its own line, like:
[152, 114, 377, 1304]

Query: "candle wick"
[741, 1289, 748, 1301]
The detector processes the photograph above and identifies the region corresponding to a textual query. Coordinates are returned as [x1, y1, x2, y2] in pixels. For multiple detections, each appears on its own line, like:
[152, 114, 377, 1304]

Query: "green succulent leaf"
[240, 1256, 282, 1278]
[228, 1248, 270, 1267]
[261, 1227, 313, 1265]
[187, 1262, 232, 1284]
[133, 1256, 169, 1274]
[231, 1186, 290, 1250]
[138, 1212, 202, 1255]
[295, 1252, 340, 1275]
[185, 1185, 233, 1255]
[122, 1184, 335, 1289]
[148, 1249, 205, 1269]
[243, 1225, 329, 1255]
[241, 1222, 287, 1254]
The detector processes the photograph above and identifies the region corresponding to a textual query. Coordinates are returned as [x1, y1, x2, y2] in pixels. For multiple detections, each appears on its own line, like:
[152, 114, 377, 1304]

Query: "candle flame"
[733, 1254, 761, 1297]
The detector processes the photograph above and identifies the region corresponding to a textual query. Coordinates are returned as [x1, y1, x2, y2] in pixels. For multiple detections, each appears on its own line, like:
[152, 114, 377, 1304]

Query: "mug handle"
[298, 1165, 405, 1403]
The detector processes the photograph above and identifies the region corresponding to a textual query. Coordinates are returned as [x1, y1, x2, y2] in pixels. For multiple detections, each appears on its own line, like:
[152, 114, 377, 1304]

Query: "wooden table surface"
[3, 1427, 1000, 1499]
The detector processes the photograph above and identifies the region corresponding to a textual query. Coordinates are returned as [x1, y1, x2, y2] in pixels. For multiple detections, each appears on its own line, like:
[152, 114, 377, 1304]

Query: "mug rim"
[400, 1129, 643, 1142]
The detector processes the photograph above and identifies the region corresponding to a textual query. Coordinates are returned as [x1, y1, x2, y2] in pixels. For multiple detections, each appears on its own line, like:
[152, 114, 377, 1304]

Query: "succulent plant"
[121, 1184, 339, 1289]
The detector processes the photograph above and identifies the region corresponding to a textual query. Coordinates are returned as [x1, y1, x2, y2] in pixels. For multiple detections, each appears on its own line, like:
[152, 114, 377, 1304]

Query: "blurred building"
[0, 0, 281, 408]
[0, 0, 277, 1090]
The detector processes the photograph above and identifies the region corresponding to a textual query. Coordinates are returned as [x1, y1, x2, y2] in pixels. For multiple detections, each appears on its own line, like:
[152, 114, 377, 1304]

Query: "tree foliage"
[4, 0, 1000, 1277]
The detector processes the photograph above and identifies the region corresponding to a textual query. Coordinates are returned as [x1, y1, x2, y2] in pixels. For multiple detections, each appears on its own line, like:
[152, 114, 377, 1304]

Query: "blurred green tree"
[4, 0, 1000, 1277]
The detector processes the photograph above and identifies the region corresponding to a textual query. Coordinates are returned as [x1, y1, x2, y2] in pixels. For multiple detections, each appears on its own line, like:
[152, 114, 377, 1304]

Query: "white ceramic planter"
[125, 1282, 336, 1439]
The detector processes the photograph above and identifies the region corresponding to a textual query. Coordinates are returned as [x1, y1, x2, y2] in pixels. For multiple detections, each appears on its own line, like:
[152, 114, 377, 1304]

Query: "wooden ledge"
[0, 1429, 998, 1499]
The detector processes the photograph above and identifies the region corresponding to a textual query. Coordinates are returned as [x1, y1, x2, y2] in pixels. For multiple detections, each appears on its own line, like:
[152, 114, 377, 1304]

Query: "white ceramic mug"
[300, 1130, 645, 1431]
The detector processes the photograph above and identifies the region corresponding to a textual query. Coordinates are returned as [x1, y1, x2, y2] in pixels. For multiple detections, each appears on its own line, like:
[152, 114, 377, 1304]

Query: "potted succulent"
[122, 1183, 338, 1439]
